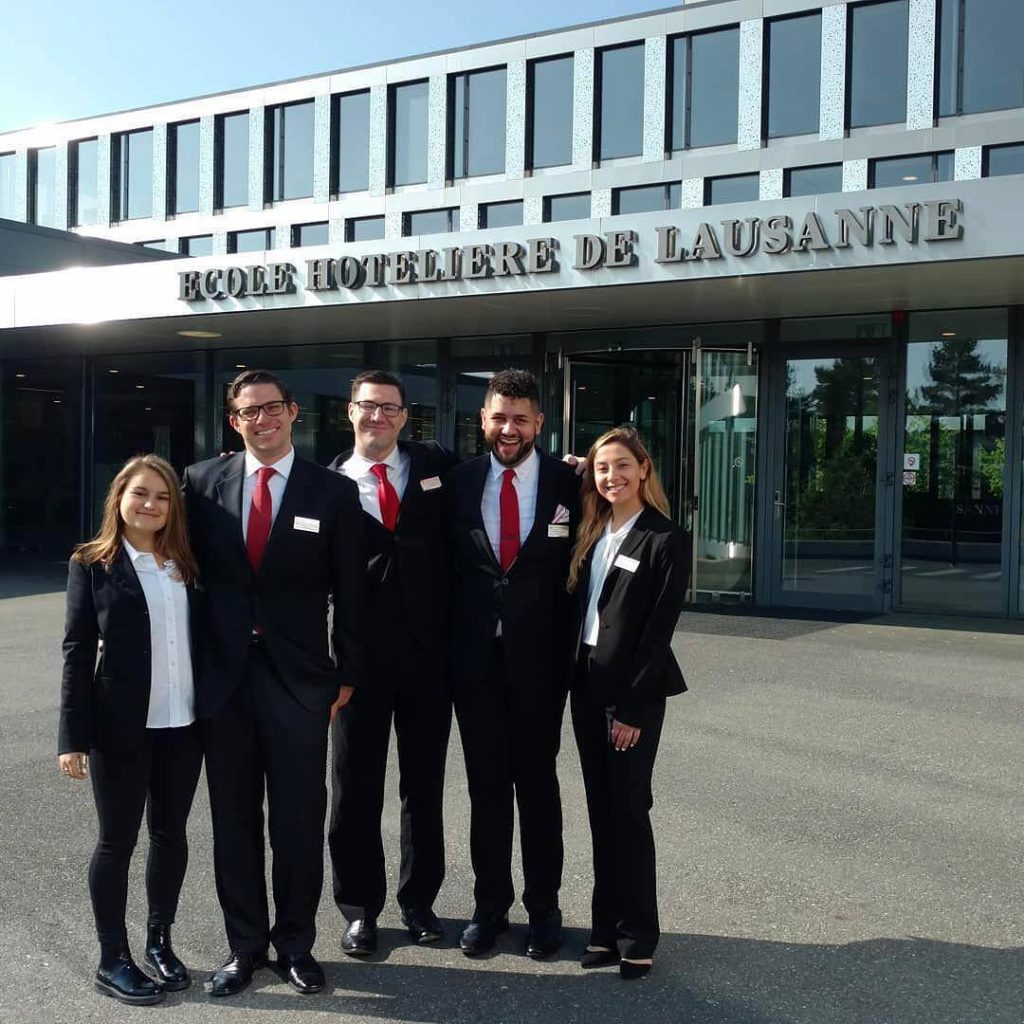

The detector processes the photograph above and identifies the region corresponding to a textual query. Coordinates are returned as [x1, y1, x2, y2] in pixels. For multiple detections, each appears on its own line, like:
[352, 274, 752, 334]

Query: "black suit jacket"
[570, 507, 689, 727]
[327, 440, 458, 660]
[182, 452, 365, 717]
[59, 547, 202, 754]
[448, 448, 580, 693]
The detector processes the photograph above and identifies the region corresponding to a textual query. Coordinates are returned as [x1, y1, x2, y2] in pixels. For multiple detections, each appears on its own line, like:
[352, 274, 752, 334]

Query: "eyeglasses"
[352, 400, 405, 418]
[233, 400, 289, 421]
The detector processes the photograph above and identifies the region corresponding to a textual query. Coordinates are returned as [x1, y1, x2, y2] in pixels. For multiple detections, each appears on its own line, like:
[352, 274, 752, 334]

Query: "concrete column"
[199, 115, 215, 215]
[842, 159, 868, 192]
[591, 188, 612, 218]
[681, 178, 704, 209]
[460, 202, 480, 231]
[385, 210, 404, 239]
[368, 84, 388, 197]
[954, 146, 982, 181]
[248, 106, 266, 211]
[53, 142, 70, 230]
[643, 36, 667, 162]
[759, 167, 784, 201]
[572, 47, 595, 170]
[506, 59, 527, 179]
[427, 74, 447, 190]
[313, 94, 331, 204]
[523, 196, 544, 226]
[819, 4, 847, 141]
[97, 134, 112, 225]
[152, 123, 167, 222]
[906, 0, 937, 130]
[737, 20, 763, 151]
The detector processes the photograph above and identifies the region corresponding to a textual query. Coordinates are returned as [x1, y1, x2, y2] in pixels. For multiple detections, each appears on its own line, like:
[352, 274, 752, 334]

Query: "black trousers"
[88, 724, 202, 947]
[454, 639, 566, 920]
[329, 647, 452, 920]
[202, 643, 330, 956]
[570, 681, 666, 961]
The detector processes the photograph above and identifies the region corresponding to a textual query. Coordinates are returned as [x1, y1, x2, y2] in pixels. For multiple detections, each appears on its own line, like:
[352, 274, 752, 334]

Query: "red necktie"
[499, 468, 520, 573]
[371, 463, 400, 532]
[246, 466, 276, 572]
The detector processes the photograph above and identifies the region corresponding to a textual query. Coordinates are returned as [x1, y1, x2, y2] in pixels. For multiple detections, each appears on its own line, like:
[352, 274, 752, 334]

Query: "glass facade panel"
[346, 215, 385, 242]
[170, 121, 200, 215]
[391, 81, 429, 186]
[871, 152, 953, 187]
[404, 208, 459, 235]
[614, 183, 680, 214]
[706, 173, 759, 205]
[334, 90, 370, 193]
[671, 27, 740, 150]
[962, 0, 1024, 114]
[0, 152, 17, 220]
[986, 144, 1024, 177]
[31, 147, 57, 228]
[375, 339, 439, 442]
[451, 67, 506, 178]
[901, 310, 1007, 612]
[293, 221, 329, 246]
[114, 129, 153, 221]
[529, 55, 573, 169]
[218, 111, 249, 209]
[72, 138, 99, 227]
[481, 200, 523, 228]
[230, 228, 274, 253]
[767, 13, 821, 138]
[785, 163, 843, 197]
[268, 101, 314, 201]
[179, 235, 213, 256]
[849, 0, 908, 127]
[545, 192, 591, 222]
[936, 0, 960, 116]
[598, 43, 644, 160]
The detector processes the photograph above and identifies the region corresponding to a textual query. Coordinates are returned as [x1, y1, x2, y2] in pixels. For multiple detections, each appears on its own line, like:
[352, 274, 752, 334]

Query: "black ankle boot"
[144, 924, 191, 991]
[96, 942, 165, 1005]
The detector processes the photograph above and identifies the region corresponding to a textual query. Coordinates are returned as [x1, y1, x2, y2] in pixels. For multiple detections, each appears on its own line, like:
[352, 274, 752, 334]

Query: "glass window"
[670, 27, 740, 150]
[390, 80, 429, 186]
[870, 152, 953, 187]
[529, 55, 573, 169]
[229, 228, 274, 253]
[268, 100, 314, 202]
[985, 143, 1024, 177]
[785, 163, 843, 197]
[613, 182, 680, 214]
[293, 221, 329, 246]
[346, 215, 385, 242]
[217, 111, 249, 209]
[136, 240, 171, 251]
[179, 235, 213, 256]
[544, 192, 591, 222]
[333, 90, 370, 193]
[849, 1, 908, 127]
[170, 120, 200, 215]
[766, 13, 821, 138]
[404, 208, 459, 236]
[706, 173, 759, 205]
[375, 339, 440, 443]
[450, 67, 507, 178]
[71, 138, 99, 227]
[597, 43, 645, 161]
[0, 152, 17, 220]
[480, 200, 522, 228]
[31, 147, 58, 228]
[113, 128, 154, 221]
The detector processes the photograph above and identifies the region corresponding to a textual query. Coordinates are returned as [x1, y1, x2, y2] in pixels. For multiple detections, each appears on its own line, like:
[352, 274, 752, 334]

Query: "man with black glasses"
[327, 370, 457, 957]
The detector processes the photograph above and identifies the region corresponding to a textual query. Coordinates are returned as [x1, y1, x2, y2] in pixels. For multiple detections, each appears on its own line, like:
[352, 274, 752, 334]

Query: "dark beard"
[488, 437, 531, 467]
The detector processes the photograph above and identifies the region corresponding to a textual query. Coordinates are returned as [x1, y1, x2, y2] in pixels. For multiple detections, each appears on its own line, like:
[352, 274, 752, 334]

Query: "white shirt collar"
[604, 507, 644, 540]
[346, 443, 403, 478]
[244, 446, 294, 480]
[488, 445, 538, 484]
[122, 538, 174, 571]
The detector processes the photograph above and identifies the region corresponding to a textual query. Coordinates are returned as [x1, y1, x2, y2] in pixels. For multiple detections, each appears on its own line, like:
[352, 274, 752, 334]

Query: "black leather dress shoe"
[144, 924, 190, 991]
[459, 916, 509, 957]
[277, 952, 325, 994]
[95, 954, 166, 1005]
[209, 951, 267, 998]
[341, 918, 378, 957]
[525, 908, 562, 959]
[401, 906, 444, 945]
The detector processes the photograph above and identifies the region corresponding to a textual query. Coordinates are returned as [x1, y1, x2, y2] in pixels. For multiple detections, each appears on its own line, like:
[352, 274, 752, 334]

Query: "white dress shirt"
[583, 508, 643, 647]
[241, 447, 294, 541]
[481, 446, 539, 564]
[340, 444, 410, 523]
[122, 539, 195, 729]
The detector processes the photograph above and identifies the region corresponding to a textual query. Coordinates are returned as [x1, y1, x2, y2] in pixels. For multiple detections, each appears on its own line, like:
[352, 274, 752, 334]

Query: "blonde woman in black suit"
[567, 426, 689, 981]
[58, 454, 203, 1005]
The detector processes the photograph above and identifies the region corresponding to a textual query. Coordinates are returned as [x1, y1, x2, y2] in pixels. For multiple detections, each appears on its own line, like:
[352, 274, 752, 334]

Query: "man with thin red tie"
[326, 370, 457, 957]
[183, 369, 364, 998]
[446, 369, 580, 959]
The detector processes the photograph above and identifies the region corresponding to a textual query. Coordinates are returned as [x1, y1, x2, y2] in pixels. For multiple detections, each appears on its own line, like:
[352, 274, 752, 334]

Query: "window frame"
[526, 53, 575, 171]
[331, 89, 372, 195]
[594, 41, 646, 163]
[388, 79, 430, 188]
[264, 99, 316, 204]
[448, 64, 508, 180]
[168, 119, 201, 217]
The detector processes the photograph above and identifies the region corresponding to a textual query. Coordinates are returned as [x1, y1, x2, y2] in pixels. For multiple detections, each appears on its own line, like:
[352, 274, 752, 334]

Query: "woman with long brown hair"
[567, 426, 689, 980]
[58, 454, 203, 1005]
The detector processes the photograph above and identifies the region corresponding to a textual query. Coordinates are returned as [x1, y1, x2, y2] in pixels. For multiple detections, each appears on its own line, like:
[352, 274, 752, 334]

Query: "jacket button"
[501, 578, 509, 586]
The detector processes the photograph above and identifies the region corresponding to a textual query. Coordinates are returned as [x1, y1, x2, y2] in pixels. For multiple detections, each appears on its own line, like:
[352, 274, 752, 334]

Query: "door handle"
[773, 489, 786, 521]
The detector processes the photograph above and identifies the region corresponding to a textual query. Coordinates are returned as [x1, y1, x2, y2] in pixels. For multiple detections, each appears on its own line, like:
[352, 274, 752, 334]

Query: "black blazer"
[58, 547, 202, 755]
[448, 449, 580, 693]
[182, 452, 365, 717]
[327, 440, 458, 658]
[570, 507, 690, 727]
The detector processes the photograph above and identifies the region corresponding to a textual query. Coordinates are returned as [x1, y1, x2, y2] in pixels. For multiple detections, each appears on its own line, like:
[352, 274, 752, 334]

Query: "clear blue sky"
[0, 0, 663, 134]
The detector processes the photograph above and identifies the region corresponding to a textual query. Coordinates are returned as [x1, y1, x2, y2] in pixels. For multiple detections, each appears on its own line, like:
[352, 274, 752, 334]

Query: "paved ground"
[1, 581, 1021, 1024]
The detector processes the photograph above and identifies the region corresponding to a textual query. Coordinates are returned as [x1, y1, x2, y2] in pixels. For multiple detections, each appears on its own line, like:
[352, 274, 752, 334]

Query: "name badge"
[420, 476, 442, 491]
[613, 553, 639, 573]
[548, 524, 569, 538]
[293, 516, 320, 534]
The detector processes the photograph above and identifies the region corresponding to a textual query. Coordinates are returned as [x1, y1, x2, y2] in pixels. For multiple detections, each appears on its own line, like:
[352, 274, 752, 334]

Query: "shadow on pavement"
[0, 560, 68, 599]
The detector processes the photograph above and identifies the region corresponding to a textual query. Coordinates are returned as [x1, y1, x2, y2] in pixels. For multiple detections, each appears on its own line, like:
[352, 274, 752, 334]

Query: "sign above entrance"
[177, 199, 964, 303]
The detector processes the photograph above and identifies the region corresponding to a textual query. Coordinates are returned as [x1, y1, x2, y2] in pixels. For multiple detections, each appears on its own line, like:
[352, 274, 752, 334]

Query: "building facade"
[2, 0, 1024, 617]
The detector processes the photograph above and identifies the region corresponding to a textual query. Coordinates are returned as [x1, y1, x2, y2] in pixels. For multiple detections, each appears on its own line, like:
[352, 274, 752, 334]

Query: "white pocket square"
[551, 503, 570, 525]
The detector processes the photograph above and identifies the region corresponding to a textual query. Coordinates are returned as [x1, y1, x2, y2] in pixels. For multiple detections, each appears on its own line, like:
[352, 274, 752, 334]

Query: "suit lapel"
[109, 545, 146, 606]
[516, 450, 555, 564]
[214, 452, 248, 564]
[466, 456, 500, 574]
[597, 507, 653, 609]
[260, 456, 309, 570]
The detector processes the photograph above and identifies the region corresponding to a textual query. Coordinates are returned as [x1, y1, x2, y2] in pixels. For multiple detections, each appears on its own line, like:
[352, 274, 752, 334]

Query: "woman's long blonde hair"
[567, 426, 670, 592]
[72, 454, 198, 584]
